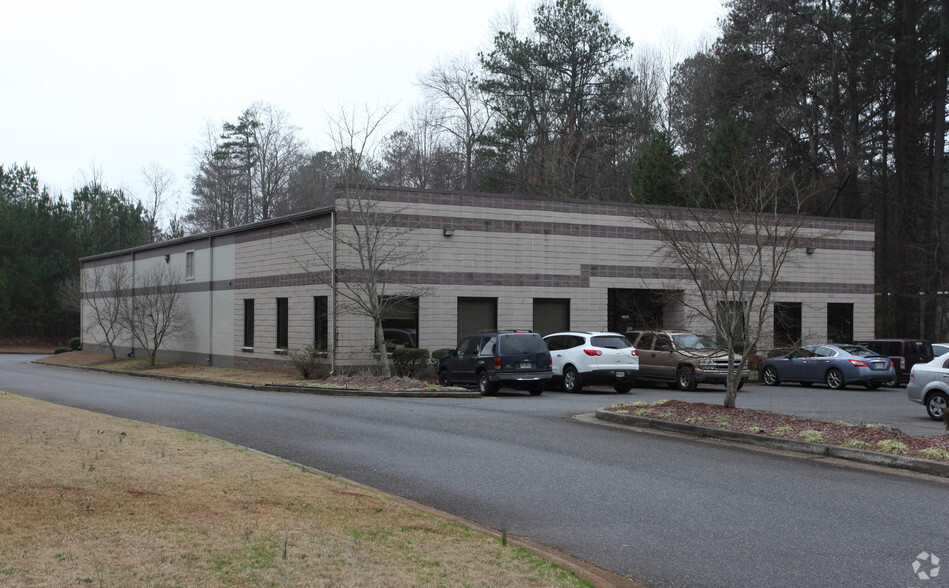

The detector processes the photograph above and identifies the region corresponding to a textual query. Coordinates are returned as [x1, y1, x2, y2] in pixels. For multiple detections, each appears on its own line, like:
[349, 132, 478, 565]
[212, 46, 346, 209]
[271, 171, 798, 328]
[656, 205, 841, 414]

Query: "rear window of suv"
[498, 334, 548, 354]
[591, 335, 632, 349]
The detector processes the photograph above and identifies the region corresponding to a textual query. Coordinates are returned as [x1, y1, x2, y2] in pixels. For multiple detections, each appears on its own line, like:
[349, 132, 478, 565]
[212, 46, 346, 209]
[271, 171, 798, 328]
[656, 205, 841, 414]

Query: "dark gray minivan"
[851, 339, 934, 387]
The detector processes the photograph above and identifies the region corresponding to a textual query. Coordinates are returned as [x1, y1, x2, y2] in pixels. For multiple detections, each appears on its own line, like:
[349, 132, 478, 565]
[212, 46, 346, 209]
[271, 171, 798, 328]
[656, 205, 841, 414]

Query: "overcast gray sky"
[2, 0, 725, 216]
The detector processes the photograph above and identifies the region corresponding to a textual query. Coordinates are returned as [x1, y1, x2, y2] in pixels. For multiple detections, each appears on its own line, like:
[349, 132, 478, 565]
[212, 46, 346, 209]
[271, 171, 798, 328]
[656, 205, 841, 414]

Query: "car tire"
[613, 383, 633, 394]
[677, 366, 697, 391]
[825, 368, 845, 390]
[477, 371, 498, 395]
[864, 382, 881, 390]
[885, 376, 899, 388]
[925, 391, 948, 421]
[562, 366, 582, 393]
[438, 370, 452, 386]
[762, 366, 780, 386]
[527, 381, 545, 396]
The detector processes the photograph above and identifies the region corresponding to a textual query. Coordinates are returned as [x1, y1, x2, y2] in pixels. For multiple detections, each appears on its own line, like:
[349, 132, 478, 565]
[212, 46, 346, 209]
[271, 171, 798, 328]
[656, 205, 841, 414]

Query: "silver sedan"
[906, 352, 949, 420]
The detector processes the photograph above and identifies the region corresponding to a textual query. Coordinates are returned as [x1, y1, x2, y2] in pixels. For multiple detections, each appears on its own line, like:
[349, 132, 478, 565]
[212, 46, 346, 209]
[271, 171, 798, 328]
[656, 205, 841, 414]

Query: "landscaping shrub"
[288, 344, 327, 379]
[393, 348, 430, 377]
[53, 347, 71, 354]
[68, 337, 81, 351]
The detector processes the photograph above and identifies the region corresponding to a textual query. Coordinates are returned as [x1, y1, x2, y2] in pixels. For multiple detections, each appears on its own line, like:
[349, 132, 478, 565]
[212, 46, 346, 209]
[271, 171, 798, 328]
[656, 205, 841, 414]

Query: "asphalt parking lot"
[587, 380, 945, 437]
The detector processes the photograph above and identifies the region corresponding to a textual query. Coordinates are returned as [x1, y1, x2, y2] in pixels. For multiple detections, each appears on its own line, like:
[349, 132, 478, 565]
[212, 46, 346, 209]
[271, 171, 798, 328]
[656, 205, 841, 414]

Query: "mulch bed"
[603, 399, 949, 461]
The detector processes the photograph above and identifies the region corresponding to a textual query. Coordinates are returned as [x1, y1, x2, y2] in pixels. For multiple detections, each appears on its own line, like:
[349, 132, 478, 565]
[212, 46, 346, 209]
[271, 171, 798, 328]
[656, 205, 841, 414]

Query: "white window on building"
[185, 250, 195, 280]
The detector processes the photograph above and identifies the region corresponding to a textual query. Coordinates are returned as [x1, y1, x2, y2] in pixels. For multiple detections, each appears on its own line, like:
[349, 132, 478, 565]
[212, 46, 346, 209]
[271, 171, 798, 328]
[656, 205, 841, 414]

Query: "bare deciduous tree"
[297, 104, 429, 377]
[141, 162, 179, 241]
[121, 266, 189, 366]
[417, 54, 494, 189]
[639, 155, 828, 408]
[81, 264, 131, 359]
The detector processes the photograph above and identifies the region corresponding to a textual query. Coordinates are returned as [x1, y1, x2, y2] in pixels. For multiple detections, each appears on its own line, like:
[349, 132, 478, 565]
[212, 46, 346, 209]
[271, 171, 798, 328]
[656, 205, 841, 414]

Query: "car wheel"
[925, 391, 949, 421]
[762, 366, 780, 386]
[527, 381, 545, 396]
[613, 383, 633, 394]
[477, 371, 498, 395]
[562, 366, 582, 393]
[885, 376, 899, 388]
[438, 370, 452, 386]
[677, 366, 697, 391]
[825, 368, 845, 390]
[864, 382, 881, 391]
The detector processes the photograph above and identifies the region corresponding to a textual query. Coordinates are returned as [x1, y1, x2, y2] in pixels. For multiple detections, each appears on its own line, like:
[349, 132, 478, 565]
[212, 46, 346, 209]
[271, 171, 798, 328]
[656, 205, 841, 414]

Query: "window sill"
[241, 346, 254, 353]
[273, 348, 288, 355]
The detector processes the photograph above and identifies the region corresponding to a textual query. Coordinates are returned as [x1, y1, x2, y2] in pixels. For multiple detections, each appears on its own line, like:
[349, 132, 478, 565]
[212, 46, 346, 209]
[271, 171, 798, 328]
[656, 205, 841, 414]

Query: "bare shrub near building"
[121, 266, 189, 366]
[80, 264, 131, 359]
[638, 154, 832, 408]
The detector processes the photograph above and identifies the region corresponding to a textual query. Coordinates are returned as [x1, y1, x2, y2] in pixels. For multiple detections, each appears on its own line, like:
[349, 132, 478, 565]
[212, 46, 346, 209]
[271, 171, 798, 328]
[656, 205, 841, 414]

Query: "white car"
[543, 331, 639, 393]
[932, 343, 949, 357]
[906, 352, 949, 420]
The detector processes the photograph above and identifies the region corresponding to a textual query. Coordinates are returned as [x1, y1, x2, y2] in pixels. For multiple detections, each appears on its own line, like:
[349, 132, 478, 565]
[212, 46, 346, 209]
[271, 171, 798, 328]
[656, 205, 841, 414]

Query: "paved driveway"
[3, 355, 948, 587]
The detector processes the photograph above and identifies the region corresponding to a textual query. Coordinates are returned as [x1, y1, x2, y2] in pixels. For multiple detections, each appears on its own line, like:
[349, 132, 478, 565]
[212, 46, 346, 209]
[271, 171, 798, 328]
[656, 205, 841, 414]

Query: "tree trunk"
[375, 321, 391, 378]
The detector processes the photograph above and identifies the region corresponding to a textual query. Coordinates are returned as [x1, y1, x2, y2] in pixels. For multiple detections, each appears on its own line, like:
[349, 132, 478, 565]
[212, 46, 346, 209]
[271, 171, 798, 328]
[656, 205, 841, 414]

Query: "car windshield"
[672, 334, 719, 350]
[591, 335, 631, 349]
[838, 345, 877, 357]
[498, 334, 547, 354]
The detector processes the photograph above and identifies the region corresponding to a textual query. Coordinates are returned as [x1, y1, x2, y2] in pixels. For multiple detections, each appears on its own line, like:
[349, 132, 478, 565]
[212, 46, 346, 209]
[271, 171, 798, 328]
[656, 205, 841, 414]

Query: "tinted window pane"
[591, 335, 631, 349]
[499, 334, 547, 354]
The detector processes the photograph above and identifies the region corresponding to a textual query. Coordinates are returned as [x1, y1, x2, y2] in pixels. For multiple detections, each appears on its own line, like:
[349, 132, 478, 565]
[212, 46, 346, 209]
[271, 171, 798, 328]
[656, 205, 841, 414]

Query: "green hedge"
[393, 348, 430, 377]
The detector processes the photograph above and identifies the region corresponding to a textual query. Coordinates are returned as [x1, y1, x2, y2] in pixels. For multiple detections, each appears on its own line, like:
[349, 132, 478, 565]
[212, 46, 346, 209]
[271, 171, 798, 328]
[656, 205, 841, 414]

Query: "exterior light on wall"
[164, 254, 170, 263]
[443, 228, 455, 237]
[806, 247, 815, 255]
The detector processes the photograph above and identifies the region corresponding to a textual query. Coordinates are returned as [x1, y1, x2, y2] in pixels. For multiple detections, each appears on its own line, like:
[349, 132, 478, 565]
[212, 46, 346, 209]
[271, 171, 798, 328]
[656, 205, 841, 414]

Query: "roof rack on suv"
[479, 329, 535, 334]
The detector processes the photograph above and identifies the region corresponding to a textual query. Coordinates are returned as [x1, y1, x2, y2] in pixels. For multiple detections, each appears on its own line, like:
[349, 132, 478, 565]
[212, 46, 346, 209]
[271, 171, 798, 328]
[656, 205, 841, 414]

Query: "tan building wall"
[80, 189, 876, 372]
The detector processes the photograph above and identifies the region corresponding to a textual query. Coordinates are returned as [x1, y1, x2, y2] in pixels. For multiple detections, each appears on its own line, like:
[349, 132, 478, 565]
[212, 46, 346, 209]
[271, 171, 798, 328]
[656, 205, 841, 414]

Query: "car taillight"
[547, 353, 552, 367]
[495, 357, 502, 369]
[630, 349, 639, 356]
[583, 349, 603, 356]
[849, 359, 868, 368]
[899, 357, 906, 370]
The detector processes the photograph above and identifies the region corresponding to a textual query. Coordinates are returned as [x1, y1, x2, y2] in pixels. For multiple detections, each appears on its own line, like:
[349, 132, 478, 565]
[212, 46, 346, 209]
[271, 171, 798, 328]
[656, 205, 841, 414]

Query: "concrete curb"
[595, 409, 949, 478]
[33, 361, 481, 399]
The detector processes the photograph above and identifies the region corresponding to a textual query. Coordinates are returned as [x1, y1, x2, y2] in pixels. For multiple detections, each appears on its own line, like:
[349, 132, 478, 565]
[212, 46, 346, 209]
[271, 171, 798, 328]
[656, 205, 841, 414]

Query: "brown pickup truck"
[626, 329, 749, 391]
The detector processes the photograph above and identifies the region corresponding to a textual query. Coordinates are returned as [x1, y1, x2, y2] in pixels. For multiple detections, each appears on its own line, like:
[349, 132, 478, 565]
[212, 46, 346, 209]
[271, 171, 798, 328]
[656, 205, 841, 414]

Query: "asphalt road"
[3, 354, 948, 587]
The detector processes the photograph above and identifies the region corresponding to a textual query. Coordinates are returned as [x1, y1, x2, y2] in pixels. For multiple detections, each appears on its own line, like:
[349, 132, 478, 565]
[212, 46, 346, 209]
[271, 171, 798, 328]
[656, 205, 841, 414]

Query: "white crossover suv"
[543, 331, 639, 394]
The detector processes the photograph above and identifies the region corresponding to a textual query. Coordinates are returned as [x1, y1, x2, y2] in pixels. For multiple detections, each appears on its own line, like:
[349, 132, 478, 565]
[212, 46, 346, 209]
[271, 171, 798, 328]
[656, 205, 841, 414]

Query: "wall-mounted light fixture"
[164, 254, 170, 263]
[805, 247, 815, 255]
[443, 228, 455, 237]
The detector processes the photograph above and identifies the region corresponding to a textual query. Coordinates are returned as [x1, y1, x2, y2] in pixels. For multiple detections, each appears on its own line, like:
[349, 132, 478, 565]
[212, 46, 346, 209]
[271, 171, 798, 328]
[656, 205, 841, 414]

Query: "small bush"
[288, 344, 327, 379]
[393, 348, 430, 378]
[799, 430, 825, 444]
[876, 439, 909, 454]
[53, 347, 71, 354]
[919, 447, 949, 461]
[68, 338, 81, 351]
[746, 354, 765, 372]
[842, 439, 871, 449]
[430, 348, 453, 368]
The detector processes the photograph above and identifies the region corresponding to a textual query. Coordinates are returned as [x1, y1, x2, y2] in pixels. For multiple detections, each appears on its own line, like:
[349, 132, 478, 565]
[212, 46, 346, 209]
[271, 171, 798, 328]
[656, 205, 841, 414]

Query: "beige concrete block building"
[80, 188, 877, 371]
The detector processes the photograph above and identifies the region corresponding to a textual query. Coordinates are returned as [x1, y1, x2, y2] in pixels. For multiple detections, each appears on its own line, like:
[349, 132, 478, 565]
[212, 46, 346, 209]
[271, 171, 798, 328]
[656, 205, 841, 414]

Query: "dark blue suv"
[437, 330, 552, 395]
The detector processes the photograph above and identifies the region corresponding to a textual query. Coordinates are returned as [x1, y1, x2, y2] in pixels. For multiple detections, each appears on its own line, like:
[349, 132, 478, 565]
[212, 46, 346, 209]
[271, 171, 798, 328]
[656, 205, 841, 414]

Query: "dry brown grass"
[35, 351, 306, 387]
[0, 392, 590, 587]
